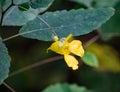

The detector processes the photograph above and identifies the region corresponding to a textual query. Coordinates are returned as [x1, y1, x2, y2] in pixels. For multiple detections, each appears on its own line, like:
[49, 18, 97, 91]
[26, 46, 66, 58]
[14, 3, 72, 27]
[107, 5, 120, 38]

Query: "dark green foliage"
[18, 2, 30, 11]
[42, 83, 92, 92]
[101, 2, 120, 40]
[0, 38, 11, 85]
[0, 0, 6, 7]
[82, 52, 99, 67]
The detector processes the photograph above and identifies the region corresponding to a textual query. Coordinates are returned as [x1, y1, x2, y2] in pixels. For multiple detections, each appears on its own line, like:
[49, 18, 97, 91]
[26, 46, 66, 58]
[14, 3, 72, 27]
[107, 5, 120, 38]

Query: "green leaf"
[69, 84, 92, 92]
[42, 83, 92, 92]
[2, 0, 11, 11]
[30, 0, 54, 9]
[70, 0, 93, 7]
[19, 7, 114, 41]
[0, 37, 11, 85]
[82, 52, 99, 68]
[2, 6, 39, 26]
[13, 0, 29, 4]
[2, 0, 55, 26]
[86, 43, 120, 72]
[18, 2, 30, 11]
[30, 0, 54, 14]
[101, 2, 120, 40]
[0, 0, 6, 7]
[94, 0, 119, 7]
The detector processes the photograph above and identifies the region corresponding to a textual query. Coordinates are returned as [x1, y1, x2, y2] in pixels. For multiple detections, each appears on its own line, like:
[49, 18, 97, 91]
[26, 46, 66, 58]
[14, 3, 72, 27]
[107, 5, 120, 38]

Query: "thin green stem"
[36, 15, 58, 37]
[83, 34, 100, 48]
[3, 26, 56, 42]
[3, 29, 39, 42]
[9, 56, 63, 77]
[3, 34, 20, 42]
[3, 82, 16, 92]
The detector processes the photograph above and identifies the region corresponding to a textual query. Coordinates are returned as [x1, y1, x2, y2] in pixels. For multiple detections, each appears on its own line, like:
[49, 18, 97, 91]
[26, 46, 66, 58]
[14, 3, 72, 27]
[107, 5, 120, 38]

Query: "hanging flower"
[48, 34, 84, 70]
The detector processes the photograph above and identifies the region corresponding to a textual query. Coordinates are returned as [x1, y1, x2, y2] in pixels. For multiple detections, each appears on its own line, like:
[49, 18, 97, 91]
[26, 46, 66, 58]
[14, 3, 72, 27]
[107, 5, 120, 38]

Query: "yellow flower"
[48, 34, 84, 70]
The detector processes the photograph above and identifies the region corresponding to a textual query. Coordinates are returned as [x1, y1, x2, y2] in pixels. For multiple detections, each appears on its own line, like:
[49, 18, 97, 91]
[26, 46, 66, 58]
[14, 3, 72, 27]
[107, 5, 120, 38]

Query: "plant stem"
[83, 34, 100, 48]
[9, 56, 63, 77]
[3, 28, 44, 42]
[3, 82, 16, 92]
[3, 34, 20, 42]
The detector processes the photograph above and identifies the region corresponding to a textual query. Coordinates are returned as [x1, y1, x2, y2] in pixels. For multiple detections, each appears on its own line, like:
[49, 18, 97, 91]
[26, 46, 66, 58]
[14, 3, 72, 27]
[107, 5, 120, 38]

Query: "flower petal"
[48, 41, 70, 55]
[69, 40, 84, 57]
[65, 34, 72, 42]
[64, 54, 79, 70]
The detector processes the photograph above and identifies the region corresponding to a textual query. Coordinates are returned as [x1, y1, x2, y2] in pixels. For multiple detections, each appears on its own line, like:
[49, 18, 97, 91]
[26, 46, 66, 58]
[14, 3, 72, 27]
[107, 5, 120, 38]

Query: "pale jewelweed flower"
[48, 34, 84, 70]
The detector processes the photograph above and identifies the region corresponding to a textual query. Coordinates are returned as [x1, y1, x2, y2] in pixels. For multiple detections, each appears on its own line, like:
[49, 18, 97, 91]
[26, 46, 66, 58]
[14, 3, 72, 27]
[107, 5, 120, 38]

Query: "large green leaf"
[101, 2, 120, 40]
[94, 0, 119, 7]
[30, 0, 54, 9]
[82, 52, 99, 68]
[42, 83, 92, 92]
[0, 37, 11, 85]
[19, 7, 114, 41]
[70, 0, 93, 7]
